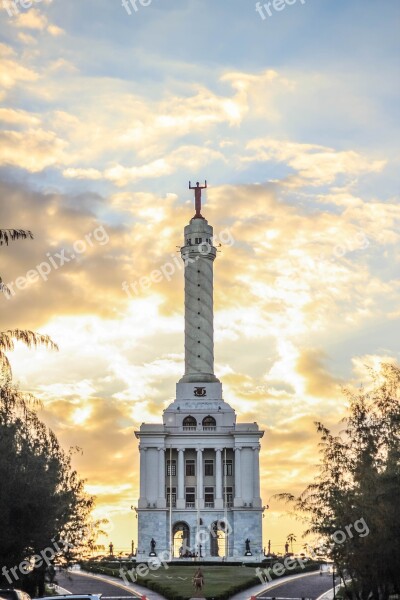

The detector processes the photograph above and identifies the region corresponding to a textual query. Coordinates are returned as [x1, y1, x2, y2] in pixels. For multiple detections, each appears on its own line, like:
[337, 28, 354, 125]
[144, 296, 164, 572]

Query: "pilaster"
[215, 448, 223, 509]
[157, 448, 166, 508]
[177, 448, 185, 509]
[234, 447, 242, 507]
[138, 446, 147, 508]
[196, 448, 204, 509]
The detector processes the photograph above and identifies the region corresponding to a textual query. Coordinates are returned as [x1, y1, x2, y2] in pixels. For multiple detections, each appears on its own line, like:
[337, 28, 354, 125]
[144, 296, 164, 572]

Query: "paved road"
[55, 567, 333, 600]
[231, 571, 334, 600]
[55, 570, 166, 600]
[257, 572, 333, 599]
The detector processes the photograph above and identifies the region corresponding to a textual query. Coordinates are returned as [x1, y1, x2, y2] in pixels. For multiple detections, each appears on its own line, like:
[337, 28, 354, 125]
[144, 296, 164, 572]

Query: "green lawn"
[82, 560, 319, 600]
[137, 564, 259, 599]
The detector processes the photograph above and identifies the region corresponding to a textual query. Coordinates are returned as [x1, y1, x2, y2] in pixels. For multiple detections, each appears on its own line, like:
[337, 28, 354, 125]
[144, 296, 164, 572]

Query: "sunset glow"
[1, 0, 399, 556]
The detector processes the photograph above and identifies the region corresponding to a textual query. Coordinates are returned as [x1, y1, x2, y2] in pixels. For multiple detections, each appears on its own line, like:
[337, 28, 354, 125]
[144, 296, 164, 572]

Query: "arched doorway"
[173, 521, 190, 557]
[210, 521, 228, 557]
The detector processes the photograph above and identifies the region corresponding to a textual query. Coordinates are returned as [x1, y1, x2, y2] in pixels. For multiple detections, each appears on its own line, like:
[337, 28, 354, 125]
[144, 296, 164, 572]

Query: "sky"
[0, 0, 399, 554]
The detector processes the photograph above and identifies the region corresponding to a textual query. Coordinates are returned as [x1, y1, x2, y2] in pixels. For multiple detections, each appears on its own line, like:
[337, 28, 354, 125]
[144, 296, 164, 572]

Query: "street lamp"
[332, 564, 337, 600]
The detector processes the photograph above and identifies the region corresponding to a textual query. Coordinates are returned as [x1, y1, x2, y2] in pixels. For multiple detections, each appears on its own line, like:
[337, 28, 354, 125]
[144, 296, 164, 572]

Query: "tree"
[286, 533, 297, 554]
[0, 372, 95, 595]
[277, 362, 400, 600]
[0, 330, 58, 375]
[0, 229, 33, 246]
[0, 228, 58, 373]
[0, 228, 100, 592]
[0, 228, 33, 298]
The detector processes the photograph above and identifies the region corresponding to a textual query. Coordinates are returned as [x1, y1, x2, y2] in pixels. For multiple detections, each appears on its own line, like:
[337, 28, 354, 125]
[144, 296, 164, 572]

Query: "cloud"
[3, 181, 397, 412]
[0, 43, 38, 89]
[12, 8, 48, 30]
[243, 138, 386, 186]
[63, 168, 103, 180]
[0, 11, 397, 551]
[11, 7, 65, 36]
[17, 32, 37, 45]
[47, 24, 64, 36]
[64, 146, 225, 186]
[0, 128, 67, 171]
[296, 349, 342, 398]
[0, 107, 41, 126]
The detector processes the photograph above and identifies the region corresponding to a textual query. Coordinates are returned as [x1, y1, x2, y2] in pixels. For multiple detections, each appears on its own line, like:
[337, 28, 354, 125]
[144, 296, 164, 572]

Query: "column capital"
[215, 448, 223, 454]
[158, 447, 165, 452]
[234, 447, 242, 452]
[177, 448, 185, 453]
[252, 445, 261, 452]
[196, 448, 204, 453]
[139, 446, 147, 452]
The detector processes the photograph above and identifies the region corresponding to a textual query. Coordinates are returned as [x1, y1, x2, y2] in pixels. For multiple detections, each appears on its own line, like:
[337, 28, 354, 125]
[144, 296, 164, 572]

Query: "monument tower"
[135, 182, 264, 560]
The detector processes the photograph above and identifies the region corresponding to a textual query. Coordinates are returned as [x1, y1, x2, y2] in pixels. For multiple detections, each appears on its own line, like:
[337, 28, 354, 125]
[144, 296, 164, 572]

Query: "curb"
[61, 569, 165, 600]
[230, 570, 320, 600]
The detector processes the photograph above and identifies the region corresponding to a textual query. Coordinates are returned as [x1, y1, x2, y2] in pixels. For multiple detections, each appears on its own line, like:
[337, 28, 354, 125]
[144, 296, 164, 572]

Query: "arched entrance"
[210, 521, 228, 557]
[173, 521, 190, 557]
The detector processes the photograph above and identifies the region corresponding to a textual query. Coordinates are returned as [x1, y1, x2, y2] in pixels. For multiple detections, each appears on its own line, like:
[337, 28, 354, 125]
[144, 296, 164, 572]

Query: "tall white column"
[253, 445, 261, 505]
[180, 214, 219, 383]
[177, 448, 185, 508]
[234, 447, 242, 507]
[196, 448, 204, 507]
[139, 446, 147, 508]
[158, 448, 166, 508]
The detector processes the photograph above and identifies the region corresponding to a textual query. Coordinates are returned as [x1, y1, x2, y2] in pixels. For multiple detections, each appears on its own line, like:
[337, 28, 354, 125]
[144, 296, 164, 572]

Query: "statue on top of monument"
[189, 180, 207, 219]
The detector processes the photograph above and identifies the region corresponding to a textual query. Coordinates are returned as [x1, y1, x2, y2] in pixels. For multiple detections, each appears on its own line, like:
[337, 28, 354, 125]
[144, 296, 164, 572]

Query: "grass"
[138, 564, 259, 599]
[82, 560, 319, 600]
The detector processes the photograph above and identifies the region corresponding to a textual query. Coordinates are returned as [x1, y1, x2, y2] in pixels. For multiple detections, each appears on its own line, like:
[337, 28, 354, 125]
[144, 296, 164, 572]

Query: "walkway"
[56, 568, 167, 600]
[230, 571, 333, 600]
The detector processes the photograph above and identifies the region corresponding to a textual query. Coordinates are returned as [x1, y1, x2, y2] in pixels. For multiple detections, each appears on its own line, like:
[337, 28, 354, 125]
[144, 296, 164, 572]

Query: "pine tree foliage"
[0, 277, 10, 295]
[1, 227, 58, 372]
[0, 229, 33, 246]
[0, 372, 96, 592]
[0, 226, 98, 590]
[277, 362, 400, 600]
[0, 329, 58, 374]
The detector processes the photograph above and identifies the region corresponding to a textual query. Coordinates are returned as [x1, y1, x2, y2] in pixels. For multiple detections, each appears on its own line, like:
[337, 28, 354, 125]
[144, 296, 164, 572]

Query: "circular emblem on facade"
[194, 386, 207, 397]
